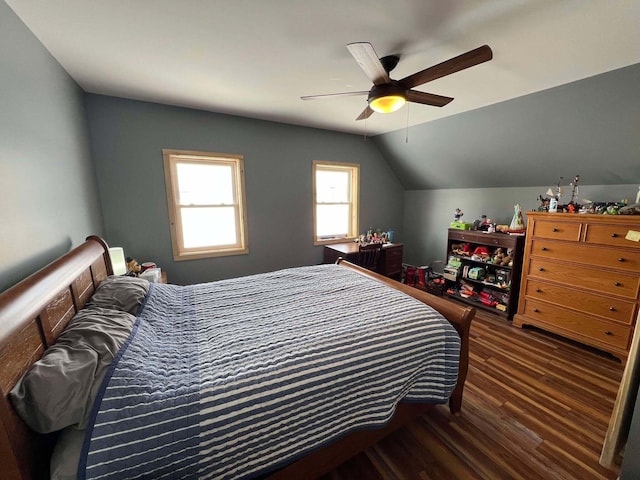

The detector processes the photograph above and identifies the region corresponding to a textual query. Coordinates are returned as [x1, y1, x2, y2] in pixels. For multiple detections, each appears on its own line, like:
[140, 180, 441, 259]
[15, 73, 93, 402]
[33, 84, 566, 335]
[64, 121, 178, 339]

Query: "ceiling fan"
[301, 43, 493, 121]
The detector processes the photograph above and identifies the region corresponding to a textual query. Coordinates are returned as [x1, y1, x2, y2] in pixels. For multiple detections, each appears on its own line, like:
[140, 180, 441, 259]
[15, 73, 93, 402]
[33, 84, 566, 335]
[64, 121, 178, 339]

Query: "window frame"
[312, 160, 360, 246]
[163, 149, 249, 260]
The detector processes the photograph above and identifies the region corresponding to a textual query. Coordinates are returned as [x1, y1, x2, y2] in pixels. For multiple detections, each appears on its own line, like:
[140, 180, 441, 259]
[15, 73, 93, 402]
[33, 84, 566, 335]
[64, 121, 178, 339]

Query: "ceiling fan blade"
[301, 91, 369, 100]
[356, 106, 375, 121]
[399, 45, 493, 89]
[406, 90, 454, 107]
[347, 42, 390, 85]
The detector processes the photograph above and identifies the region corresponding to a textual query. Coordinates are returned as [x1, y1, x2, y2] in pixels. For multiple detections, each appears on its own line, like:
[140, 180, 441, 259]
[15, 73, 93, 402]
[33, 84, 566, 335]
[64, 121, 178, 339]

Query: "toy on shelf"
[501, 248, 513, 267]
[471, 246, 490, 262]
[537, 174, 582, 213]
[450, 208, 472, 230]
[509, 204, 525, 232]
[491, 248, 505, 264]
[451, 243, 472, 256]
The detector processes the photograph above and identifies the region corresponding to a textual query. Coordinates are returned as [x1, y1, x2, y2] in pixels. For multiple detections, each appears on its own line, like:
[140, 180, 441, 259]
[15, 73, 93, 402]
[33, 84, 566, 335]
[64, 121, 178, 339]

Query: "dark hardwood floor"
[320, 310, 625, 480]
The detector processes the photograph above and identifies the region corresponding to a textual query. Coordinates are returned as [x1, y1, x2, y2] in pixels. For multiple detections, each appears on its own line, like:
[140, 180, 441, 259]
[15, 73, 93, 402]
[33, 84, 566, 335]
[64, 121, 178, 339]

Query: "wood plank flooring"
[320, 310, 625, 480]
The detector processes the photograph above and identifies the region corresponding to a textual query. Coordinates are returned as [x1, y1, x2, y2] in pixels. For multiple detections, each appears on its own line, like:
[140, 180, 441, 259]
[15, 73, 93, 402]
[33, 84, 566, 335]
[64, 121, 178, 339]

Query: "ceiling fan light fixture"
[368, 83, 407, 114]
[369, 95, 406, 113]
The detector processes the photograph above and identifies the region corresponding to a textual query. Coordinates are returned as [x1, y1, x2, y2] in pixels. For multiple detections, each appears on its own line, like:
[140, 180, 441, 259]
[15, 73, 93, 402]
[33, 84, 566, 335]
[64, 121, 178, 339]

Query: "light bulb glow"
[369, 95, 406, 113]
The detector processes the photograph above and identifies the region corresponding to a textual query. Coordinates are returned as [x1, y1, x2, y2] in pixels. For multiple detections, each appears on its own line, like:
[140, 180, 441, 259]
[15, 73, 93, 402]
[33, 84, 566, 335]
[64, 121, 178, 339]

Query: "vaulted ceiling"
[6, 0, 640, 187]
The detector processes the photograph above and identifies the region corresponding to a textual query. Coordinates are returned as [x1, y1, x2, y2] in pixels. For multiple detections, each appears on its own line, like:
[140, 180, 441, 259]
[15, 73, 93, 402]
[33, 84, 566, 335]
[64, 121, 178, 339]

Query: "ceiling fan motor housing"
[368, 81, 405, 100]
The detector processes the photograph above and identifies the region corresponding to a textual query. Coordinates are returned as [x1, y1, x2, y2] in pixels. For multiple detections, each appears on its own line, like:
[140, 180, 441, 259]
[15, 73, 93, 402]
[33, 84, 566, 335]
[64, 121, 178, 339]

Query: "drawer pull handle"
[614, 282, 621, 287]
[618, 257, 625, 262]
[533, 308, 539, 313]
[605, 331, 613, 336]
[541, 247, 547, 251]
[552, 228, 558, 232]
[536, 288, 541, 293]
[609, 306, 616, 312]
[611, 233, 618, 238]
[538, 267, 545, 272]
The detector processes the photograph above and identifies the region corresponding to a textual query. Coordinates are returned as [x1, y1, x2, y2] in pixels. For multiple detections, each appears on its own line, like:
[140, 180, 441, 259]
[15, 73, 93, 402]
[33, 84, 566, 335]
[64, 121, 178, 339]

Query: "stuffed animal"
[500, 248, 514, 267]
[492, 247, 505, 264]
[126, 257, 142, 276]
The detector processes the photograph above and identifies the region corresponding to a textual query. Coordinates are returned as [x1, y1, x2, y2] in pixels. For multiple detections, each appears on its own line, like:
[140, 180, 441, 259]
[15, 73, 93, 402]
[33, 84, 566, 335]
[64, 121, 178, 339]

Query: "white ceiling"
[6, 0, 640, 136]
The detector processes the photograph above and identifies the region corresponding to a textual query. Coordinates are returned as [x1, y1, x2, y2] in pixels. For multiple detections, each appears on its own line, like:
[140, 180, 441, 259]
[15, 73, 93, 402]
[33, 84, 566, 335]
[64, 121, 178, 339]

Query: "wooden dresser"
[514, 212, 640, 362]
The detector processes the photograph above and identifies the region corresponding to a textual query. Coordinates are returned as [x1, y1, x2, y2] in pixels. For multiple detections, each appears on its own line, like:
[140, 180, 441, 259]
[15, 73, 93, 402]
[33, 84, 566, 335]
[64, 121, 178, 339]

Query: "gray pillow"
[9, 307, 135, 433]
[50, 426, 86, 480]
[88, 275, 150, 315]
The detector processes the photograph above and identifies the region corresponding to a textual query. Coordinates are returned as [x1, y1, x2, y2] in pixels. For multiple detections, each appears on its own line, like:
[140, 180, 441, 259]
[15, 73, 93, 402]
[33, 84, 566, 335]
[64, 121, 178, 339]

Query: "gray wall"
[403, 184, 639, 267]
[85, 94, 405, 285]
[0, 2, 104, 293]
[372, 63, 640, 190]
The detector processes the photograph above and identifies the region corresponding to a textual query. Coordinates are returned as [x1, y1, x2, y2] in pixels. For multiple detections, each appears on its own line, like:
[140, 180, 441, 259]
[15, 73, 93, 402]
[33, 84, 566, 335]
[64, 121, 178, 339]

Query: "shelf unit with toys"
[444, 229, 526, 319]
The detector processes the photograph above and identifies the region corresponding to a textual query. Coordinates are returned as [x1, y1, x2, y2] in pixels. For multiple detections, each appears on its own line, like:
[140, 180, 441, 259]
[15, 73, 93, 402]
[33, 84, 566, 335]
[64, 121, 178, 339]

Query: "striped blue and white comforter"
[79, 264, 460, 479]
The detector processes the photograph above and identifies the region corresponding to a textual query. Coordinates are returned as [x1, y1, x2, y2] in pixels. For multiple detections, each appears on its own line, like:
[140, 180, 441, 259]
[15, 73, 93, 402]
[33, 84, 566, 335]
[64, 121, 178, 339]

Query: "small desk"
[323, 242, 403, 279]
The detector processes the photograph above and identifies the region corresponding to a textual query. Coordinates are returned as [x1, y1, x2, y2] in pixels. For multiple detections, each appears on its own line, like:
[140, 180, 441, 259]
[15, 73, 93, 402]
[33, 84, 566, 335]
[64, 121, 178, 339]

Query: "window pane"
[180, 207, 237, 248]
[316, 204, 349, 237]
[316, 170, 349, 203]
[176, 163, 234, 205]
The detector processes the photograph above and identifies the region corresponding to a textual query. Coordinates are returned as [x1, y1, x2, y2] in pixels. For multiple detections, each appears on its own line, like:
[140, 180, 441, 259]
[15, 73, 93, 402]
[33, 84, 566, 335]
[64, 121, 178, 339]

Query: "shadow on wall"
[0, 237, 72, 294]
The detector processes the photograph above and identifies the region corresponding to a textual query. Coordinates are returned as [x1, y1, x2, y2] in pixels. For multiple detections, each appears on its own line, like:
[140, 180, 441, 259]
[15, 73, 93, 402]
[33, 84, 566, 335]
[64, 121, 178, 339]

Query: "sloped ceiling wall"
[373, 63, 640, 190]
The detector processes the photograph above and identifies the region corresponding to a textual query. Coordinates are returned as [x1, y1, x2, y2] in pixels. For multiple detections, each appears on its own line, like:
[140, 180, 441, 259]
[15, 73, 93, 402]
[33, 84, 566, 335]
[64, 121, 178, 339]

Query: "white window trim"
[312, 160, 360, 246]
[163, 149, 249, 260]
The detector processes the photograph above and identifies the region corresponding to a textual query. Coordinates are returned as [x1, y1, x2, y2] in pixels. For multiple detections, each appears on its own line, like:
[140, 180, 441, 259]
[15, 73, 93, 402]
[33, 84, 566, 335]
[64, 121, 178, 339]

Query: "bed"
[0, 236, 474, 480]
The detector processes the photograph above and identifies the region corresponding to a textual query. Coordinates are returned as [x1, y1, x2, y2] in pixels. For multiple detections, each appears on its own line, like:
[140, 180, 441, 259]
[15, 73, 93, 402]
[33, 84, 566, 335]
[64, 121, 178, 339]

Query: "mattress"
[78, 264, 461, 479]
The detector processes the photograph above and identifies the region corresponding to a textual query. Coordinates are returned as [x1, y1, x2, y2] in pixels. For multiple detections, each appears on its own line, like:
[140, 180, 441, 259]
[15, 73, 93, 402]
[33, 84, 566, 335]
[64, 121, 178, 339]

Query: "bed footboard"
[335, 258, 474, 414]
[267, 259, 474, 479]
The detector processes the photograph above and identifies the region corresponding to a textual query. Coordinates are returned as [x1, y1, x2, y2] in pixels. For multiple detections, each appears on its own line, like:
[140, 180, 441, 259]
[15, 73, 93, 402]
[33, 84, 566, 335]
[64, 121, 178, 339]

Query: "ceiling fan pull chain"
[405, 103, 410, 143]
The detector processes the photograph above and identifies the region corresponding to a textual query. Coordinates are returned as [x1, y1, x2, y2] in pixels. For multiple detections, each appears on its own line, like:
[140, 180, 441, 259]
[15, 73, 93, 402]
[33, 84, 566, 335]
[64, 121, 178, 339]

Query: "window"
[313, 161, 359, 245]
[163, 149, 248, 260]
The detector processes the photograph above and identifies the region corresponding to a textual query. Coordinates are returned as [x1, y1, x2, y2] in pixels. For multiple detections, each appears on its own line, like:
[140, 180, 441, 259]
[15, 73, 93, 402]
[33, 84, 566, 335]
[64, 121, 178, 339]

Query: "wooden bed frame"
[0, 236, 474, 480]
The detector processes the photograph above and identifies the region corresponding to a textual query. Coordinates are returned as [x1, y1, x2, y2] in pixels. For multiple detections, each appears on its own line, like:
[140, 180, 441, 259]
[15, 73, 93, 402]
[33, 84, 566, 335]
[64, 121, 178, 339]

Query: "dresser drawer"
[383, 245, 403, 276]
[527, 257, 640, 299]
[523, 279, 637, 325]
[520, 298, 631, 350]
[384, 245, 403, 260]
[530, 239, 640, 272]
[531, 220, 581, 241]
[584, 223, 640, 249]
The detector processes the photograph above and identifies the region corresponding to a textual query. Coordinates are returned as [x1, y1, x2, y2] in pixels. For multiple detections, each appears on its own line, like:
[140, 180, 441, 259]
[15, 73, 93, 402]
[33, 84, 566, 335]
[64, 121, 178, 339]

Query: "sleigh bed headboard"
[0, 236, 112, 480]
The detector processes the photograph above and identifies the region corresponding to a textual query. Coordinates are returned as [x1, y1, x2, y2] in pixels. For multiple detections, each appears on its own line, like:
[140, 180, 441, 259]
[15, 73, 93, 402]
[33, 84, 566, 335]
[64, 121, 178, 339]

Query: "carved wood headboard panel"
[0, 235, 112, 480]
